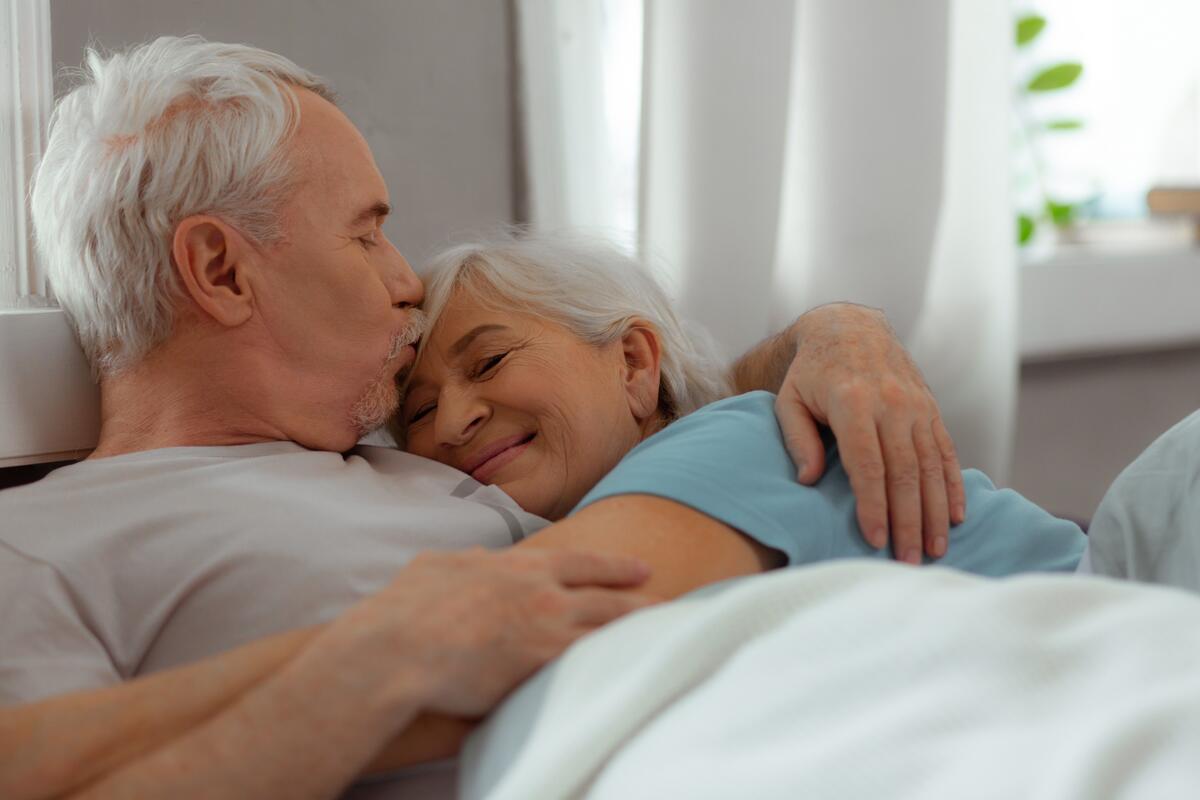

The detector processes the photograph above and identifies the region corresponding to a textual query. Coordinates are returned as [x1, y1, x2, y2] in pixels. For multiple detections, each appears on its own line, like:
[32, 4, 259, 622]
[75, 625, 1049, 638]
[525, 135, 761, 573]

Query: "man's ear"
[172, 215, 255, 327]
[620, 321, 664, 421]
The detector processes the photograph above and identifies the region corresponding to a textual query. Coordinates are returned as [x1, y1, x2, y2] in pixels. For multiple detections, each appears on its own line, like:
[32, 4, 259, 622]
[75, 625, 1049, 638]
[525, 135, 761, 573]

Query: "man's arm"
[4, 488, 771, 799]
[730, 302, 966, 565]
[0, 549, 652, 800]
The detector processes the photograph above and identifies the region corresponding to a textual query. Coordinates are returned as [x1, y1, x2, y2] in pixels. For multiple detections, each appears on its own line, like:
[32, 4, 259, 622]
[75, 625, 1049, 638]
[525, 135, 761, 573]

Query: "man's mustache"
[388, 309, 427, 360]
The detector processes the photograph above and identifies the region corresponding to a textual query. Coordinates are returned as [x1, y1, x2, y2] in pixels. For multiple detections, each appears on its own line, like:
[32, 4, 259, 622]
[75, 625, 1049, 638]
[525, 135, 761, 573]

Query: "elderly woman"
[397, 234, 1084, 582]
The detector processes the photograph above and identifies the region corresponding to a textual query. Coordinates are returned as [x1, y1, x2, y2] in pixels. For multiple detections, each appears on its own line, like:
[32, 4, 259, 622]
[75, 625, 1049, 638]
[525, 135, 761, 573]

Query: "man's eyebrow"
[450, 324, 509, 357]
[349, 201, 391, 227]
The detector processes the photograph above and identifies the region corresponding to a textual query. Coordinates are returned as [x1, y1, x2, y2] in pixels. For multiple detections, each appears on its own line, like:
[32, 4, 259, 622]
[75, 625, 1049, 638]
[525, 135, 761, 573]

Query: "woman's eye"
[408, 403, 436, 424]
[474, 353, 507, 378]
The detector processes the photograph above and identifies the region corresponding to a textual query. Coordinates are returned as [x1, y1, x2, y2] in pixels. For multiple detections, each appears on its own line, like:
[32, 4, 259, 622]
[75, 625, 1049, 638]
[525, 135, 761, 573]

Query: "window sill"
[1019, 247, 1200, 361]
[0, 308, 99, 466]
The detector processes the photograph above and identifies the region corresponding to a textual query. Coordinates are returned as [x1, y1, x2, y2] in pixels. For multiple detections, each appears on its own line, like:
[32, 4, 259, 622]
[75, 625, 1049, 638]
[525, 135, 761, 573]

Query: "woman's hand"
[774, 303, 965, 564]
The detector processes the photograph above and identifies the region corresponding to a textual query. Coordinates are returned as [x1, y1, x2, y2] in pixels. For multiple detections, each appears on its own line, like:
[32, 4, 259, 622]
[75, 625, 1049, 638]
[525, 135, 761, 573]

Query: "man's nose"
[385, 238, 425, 309]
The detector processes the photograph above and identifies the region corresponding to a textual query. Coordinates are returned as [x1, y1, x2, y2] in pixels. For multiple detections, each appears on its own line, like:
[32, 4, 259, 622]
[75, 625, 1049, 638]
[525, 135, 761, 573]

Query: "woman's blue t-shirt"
[575, 391, 1084, 576]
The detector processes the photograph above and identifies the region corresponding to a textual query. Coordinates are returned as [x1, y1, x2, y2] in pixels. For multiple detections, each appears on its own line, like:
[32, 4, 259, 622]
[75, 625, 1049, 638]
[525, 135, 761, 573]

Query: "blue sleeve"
[575, 391, 1085, 576]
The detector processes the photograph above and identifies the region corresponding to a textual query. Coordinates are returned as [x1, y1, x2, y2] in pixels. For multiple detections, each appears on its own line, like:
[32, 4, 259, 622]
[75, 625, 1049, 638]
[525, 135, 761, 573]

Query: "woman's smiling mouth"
[462, 433, 536, 483]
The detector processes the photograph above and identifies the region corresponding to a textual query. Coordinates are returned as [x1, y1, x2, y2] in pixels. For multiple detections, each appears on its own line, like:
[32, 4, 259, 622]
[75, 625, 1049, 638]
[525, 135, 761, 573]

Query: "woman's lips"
[466, 433, 536, 483]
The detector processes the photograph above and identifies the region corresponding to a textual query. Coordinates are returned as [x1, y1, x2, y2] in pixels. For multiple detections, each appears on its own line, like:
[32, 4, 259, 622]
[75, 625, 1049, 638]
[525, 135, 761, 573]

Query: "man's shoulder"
[0, 442, 310, 502]
[0, 442, 337, 552]
[1, 441, 537, 550]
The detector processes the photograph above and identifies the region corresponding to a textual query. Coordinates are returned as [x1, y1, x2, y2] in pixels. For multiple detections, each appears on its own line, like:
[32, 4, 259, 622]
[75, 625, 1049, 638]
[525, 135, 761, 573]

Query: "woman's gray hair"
[30, 36, 334, 376]
[412, 231, 731, 420]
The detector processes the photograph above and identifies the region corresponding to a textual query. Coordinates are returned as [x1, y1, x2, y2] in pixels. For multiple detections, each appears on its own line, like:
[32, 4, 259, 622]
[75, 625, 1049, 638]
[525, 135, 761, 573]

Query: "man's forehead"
[289, 88, 387, 208]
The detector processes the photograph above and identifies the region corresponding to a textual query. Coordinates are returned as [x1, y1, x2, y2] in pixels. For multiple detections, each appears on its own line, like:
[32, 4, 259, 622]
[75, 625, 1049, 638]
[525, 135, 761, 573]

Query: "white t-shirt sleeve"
[1086, 409, 1200, 592]
[0, 543, 120, 705]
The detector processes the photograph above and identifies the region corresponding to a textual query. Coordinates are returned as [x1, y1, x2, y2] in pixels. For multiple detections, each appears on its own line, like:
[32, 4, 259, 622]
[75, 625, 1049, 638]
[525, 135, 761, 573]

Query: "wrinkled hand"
[336, 547, 655, 718]
[776, 303, 965, 564]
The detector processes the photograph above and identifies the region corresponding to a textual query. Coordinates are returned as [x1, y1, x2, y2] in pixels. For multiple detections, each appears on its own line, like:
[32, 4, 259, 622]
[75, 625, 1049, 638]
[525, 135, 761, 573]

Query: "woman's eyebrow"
[449, 324, 510, 356]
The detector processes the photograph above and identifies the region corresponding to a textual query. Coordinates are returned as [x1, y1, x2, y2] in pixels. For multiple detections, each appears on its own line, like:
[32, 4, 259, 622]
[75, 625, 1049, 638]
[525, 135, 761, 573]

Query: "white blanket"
[461, 561, 1200, 799]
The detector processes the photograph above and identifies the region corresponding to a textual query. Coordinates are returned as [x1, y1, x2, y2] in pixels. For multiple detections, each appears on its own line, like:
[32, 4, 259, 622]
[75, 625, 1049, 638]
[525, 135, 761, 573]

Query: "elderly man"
[0, 37, 963, 798]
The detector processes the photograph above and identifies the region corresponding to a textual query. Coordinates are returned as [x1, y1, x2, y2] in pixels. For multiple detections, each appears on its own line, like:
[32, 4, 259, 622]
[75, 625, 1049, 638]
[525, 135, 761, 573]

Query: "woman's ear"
[620, 321, 663, 421]
[172, 215, 255, 327]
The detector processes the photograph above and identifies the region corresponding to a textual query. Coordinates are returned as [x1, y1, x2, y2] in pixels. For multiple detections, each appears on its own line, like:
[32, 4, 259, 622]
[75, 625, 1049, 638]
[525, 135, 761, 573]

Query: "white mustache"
[387, 309, 427, 360]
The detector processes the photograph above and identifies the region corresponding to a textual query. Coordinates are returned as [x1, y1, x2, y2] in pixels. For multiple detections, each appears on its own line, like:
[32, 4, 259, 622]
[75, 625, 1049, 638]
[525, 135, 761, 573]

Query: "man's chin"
[349, 378, 401, 438]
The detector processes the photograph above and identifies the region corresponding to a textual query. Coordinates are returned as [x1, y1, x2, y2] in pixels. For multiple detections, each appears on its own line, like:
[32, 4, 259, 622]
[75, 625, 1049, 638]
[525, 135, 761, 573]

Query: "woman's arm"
[521, 494, 783, 600]
[2, 624, 473, 799]
[71, 622, 428, 800]
[1, 627, 316, 799]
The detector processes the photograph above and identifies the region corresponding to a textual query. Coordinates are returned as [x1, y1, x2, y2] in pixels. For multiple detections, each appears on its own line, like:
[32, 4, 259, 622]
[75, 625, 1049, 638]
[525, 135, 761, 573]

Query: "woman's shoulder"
[659, 390, 841, 469]
[661, 390, 779, 435]
[625, 391, 784, 461]
[691, 390, 778, 417]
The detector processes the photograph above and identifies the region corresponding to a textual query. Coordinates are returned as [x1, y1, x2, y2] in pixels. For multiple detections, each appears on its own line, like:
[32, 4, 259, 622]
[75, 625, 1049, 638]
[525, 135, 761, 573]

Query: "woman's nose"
[435, 394, 491, 449]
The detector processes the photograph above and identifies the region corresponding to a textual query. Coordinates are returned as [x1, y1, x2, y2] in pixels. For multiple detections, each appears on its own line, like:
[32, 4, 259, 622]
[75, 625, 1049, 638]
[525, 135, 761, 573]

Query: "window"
[1015, 0, 1200, 252]
[1, 0, 52, 309]
[0, 0, 99, 467]
[1013, 0, 1200, 359]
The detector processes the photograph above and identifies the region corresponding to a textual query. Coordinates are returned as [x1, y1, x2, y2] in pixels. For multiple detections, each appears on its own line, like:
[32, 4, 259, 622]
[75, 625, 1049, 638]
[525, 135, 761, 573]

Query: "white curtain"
[0, 0, 52, 309]
[516, 0, 1016, 480]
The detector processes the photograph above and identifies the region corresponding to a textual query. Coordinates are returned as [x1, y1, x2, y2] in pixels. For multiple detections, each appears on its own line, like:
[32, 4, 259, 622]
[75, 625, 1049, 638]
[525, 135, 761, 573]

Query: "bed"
[455, 561, 1200, 799]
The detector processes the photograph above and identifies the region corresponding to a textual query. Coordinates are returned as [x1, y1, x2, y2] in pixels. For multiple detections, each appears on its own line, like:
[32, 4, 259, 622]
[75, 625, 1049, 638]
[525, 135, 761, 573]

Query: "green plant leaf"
[1045, 119, 1084, 131]
[1045, 200, 1075, 227]
[1028, 63, 1083, 92]
[1016, 15, 1046, 47]
[1018, 214, 1036, 245]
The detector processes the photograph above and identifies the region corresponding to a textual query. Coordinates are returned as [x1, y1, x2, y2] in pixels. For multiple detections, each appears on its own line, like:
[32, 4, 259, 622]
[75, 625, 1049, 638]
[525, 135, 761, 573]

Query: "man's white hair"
[411, 232, 731, 423]
[30, 35, 334, 375]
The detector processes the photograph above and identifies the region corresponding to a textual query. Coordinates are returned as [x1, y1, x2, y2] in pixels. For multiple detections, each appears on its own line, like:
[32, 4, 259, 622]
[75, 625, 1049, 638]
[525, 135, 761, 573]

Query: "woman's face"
[400, 289, 652, 520]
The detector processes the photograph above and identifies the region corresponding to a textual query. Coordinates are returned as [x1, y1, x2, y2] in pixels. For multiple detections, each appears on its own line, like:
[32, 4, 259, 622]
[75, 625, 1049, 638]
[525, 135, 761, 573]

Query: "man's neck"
[90, 342, 295, 459]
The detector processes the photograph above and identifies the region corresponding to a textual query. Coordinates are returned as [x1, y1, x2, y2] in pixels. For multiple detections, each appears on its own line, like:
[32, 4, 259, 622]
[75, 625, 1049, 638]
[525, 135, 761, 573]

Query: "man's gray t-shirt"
[1082, 409, 1200, 592]
[0, 442, 548, 705]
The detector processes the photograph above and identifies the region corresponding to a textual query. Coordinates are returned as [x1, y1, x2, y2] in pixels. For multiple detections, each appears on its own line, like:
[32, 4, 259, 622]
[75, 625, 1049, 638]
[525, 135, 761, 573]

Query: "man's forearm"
[729, 326, 797, 395]
[1, 624, 466, 800]
[729, 303, 886, 394]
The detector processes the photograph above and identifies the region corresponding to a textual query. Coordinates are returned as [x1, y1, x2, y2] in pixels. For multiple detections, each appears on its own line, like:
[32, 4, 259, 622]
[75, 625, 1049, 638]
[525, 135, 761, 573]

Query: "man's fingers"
[913, 422, 949, 558]
[934, 419, 967, 524]
[569, 589, 659, 627]
[879, 417, 923, 565]
[774, 391, 826, 484]
[830, 407, 889, 550]
[543, 549, 652, 588]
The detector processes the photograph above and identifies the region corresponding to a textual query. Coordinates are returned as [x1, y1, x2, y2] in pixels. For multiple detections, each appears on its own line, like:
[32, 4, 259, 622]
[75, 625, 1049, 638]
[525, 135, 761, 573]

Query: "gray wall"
[50, 0, 517, 264]
[1011, 346, 1200, 521]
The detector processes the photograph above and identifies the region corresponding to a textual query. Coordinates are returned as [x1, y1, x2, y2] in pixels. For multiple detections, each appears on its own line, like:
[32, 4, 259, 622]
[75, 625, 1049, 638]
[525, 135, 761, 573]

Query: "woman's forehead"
[431, 288, 545, 341]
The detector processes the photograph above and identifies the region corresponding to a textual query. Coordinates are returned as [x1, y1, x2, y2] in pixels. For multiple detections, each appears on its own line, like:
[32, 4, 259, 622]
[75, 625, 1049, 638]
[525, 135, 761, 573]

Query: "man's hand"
[331, 547, 656, 718]
[774, 304, 965, 564]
